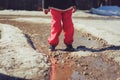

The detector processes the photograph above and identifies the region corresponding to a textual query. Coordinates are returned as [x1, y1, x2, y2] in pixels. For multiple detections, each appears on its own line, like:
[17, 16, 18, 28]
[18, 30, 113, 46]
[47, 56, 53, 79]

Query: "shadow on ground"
[24, 34, 36, 50]
[77, 45, 120, 52]
[0, 73, 29, 80]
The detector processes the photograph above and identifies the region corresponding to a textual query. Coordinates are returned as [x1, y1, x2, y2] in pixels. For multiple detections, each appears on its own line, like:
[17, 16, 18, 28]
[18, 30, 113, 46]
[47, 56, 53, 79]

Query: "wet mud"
[0, 15, 120, 80]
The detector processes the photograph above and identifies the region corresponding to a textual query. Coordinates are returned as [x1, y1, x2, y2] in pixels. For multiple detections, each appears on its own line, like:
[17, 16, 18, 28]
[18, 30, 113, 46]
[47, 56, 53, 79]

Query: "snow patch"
[74, 19, 120, 46]
[0, 23, 50, 79]
[0, 10, 48, 16]
[91, 6, 120, 16]
[0, 24, 28, 46]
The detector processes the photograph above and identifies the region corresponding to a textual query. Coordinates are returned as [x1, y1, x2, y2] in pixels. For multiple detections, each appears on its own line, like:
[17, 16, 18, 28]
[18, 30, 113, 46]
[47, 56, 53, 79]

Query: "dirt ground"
[0, 15, 120, 80]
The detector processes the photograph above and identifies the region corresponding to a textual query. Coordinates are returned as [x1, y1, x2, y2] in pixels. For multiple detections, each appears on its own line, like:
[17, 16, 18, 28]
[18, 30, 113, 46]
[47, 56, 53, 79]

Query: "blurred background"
[0, 0, 120, 11]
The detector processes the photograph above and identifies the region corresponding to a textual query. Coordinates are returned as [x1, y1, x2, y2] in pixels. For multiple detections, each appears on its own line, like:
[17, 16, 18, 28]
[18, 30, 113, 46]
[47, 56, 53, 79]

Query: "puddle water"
[49, 53, 120, 80]
[70, 71, 86, 80]
[0, 19, 120, 80]
[49, 52, 73, 80]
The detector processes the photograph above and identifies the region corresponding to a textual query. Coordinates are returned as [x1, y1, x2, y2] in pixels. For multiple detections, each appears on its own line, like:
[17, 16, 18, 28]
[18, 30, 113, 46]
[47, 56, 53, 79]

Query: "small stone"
[116, 78, 120, 80]
[83, 72, 89, 75]
[84, 67, 88, 70]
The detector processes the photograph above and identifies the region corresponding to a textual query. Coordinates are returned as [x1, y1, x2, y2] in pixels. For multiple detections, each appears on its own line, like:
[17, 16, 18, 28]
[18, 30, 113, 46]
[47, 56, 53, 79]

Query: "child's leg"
[62, 9, 74, 45]
[48, 9, 62, 46]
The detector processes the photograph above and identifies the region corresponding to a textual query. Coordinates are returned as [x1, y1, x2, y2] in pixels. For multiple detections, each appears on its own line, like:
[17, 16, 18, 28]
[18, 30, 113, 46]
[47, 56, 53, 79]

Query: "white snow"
[73, 19, 120, 45]
[0, 10, 118, 46]
[0, 24, 50, 79]
[0, 10, 107, 18]
[0, 24, 28, 45]
[91, 6, 120, 16]
[0, 10, 119, 46]
[0, 10, 47, 16]
[9, 11, 120, 46]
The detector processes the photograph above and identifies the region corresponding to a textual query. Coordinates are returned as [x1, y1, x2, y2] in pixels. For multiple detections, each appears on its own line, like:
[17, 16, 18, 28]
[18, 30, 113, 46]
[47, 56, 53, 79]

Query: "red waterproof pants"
[48, 8, 74, 46]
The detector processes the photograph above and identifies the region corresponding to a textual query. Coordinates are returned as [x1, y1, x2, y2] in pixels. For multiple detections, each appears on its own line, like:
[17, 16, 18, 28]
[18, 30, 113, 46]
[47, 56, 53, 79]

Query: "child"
[43, 0, 76, 51]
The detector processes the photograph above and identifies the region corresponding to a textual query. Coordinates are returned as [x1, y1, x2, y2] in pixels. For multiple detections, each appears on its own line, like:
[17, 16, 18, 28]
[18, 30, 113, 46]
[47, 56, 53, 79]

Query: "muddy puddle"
[49, 51, 120, 80]
[0, 16, 120, 80]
